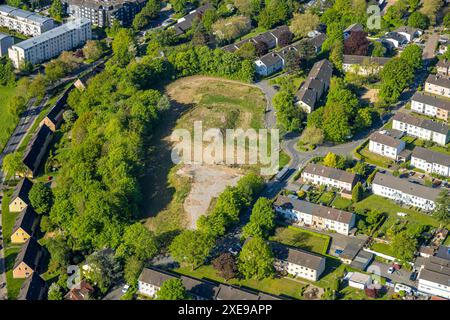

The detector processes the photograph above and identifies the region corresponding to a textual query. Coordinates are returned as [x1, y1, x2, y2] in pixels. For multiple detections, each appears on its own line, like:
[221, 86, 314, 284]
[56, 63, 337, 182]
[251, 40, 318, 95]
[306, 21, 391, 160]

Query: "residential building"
[371, 172, 442, 211]
[138, 267, 176, 298]
[418, 255, 450, 299]
[394, 26, 422, 42]
[180, 276, 220, 300]
[22, 124, 54, 178]
[172, 3, 213, 35]
[0, 32, 13, 56]
[64, 0, 147, 27]
[348, 272, 372, 290]
[40, 90, 69, 132]
[411, 92, 450, 121]
[9, 178, 33, 212]
[271, 242, 326, 281]
[294, 59, 333, 113]
[368, 129, 407, 161]
[342, 55, 391, 76]
[8, 18, 92, 68]
[392, 112, 449, 146]
[411, 147, 450, 177]
[425, 74, 450, 98]
[0, 5, 54, 36]
[343, 23, 363, 40]
[309, 32, 326, 53]
[215, 284, 260, 300]
[17, 273, 47, 300]
[255, 52, 284, 76]
[13, 237, 45, 278]
[301, 163, 358, 192]
[381, 32, 408, 48]
[64, 281, 95, 300]
[11, 207, 38, 244]
[436, 59, 450, 77]
[274, 196, 356, 235]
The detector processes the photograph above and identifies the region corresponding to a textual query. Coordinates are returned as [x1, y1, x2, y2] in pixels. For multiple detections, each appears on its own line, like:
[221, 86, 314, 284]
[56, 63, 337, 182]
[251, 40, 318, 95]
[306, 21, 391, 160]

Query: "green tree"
[124, 255, 144, 286]
[169, 230, 214, 269]
[379, 58, 414, 105]
[322, 104, 351, 143]
[157, 278, 187, 300]
[47, 283, 63, 300]
[169, 0, 188, 13]
[29, 182, 54, 214]
[444, 12, 450, 29]
[352, 182, 364, 203]
[46, 236, 70, 273]
[323, 152, 339, 168]
[84, 250, 122, 294]
[49, 0, 64, 21]
[272, 90, 303, 132]
[433, 190, 450, 226]
[354, 107, 373, 130]
[112, 28, 136, 66]
[407, 11, 429, 29]
[392, 231, 417, 262]
[371, 41, 386, 57]
[236, 173, 265, 206]
[83, 40, 105, 61]
[2, 152, 26, 179]
[116, 223, 158, 260]
[7, 95, 26, 117]
[289, 12, 320, 38]
[299, 126, 324, 146]
[329, 40, 344, 71]
[0, 57, 16, 86]
[242, 197, 275, 239]
[400, 44, 423, 71]
[238, 237, 274, 280]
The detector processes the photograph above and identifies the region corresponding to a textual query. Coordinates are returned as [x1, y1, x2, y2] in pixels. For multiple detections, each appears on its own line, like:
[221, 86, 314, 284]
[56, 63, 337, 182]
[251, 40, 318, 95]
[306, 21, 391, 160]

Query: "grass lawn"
[279, 150, 290, 169]
[358, 145, 394, 168]
[317, 191, 335, 206]
[4, 246, 23, 300]
[1, 189, 15, 246]
[371, 243, 396, 257]
[270, 226, 330, 255]
[331, 196, 353, 210]
[0, 86, 18, 151]
[175, 265, 307, 300]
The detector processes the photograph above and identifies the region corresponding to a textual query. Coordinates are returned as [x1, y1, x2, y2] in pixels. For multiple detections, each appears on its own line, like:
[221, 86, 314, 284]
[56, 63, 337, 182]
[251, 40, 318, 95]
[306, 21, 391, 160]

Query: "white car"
[394, 283, 413, 295]
[122, 284, 130, 293]
[388, 266, 395, 274]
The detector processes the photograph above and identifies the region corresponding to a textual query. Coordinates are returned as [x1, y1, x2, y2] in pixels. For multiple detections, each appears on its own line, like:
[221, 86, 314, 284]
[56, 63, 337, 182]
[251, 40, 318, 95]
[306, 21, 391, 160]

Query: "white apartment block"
[368, 130, 406, 161]
[411, 92, 450, 121]
[392, 112, 449, 146]
[411, 147, 450, 177]
[0, 5, 54, 36]
[274, 196, 356, 235]
[418, 255, 450, 299]
[8, 18, 92, 68]
[425, 74, 450, 98]
[138, 268, 175, 298]
[271, 242, 326, 281]
[372, 173, 442, 211]
[301, 163, 358, 192]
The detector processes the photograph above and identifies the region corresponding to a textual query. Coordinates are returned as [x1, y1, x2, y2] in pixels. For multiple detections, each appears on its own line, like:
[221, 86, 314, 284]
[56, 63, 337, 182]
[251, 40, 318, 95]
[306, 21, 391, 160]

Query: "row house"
[371, 172, 442, 211]
[436, 59, 450, 77]
[0, 5, 54, 36]
[13, 237, 45, 279]
[271, 242, 326, 281]
[411, 91, 450, 121]
[342, 55, 391, 76]
[368, 129, 407, 161]
[274, 196, 356, 235]
[294, 59, 333, 113]
[392, 112, 449, 146]
[411, 146, 450, 177]
[18, 273, 47, 300]
[425, 74, 450, 98]
[381, 26, 422, 49]
[172, 3, 214, 35]
[22, 124, 54, 178]
[301, 163, 358, 192]
[418, 252, 450, 299]
[9, 178, 33, 212]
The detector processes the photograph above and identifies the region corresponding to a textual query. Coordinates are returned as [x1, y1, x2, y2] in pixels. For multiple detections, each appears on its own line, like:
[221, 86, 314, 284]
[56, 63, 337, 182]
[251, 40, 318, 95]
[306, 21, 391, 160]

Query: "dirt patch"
[361, 88, 379, 104]
[178, 164, 243, 229]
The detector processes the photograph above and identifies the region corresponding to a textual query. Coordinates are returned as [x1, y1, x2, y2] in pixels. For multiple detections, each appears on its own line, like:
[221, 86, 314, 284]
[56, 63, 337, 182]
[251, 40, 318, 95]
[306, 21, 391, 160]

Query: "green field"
[358, 145, 394, 168]
[371, 243, 396, 258]
[4, 246, 23, 300]
[0, 86, 18, 151]
[331, 196, 353, 210]
[270, 226, 330, 255]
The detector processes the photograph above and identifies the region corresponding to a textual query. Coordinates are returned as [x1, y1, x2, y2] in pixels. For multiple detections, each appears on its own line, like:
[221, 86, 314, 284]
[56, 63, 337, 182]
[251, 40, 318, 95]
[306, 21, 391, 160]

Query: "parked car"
[409, 271, 418, 281]
[388, 266, 395, 274]
[394, 283, 413, 295]
[122, 284, 130, 294]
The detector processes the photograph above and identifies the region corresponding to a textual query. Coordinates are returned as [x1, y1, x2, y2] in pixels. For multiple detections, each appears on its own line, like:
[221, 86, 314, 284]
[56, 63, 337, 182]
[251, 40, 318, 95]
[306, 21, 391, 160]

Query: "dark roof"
[419, 255, 450, 286]
[216, 284, 260, 300]
[258, 292, 283, 300]
[180, 276, 220, 300]
[369, 130, 404, 148]
[344, 23, 364, 33]
[270, 241, 326, 270]
[14, 237, 43, 271]
[435, 246, 450, 261]
[372, 172, 442, 201]
[395, 26, 420, 37]
[295, 59, 332, 107]
[393, 112, 449, 135]
[412, 146, 450, 167]
[303, 163, 358, 184]
[253, 31, 276, 46]
[309, 33, 326, 49]
[350, 250, 374, 271]
[270, 25, 290, 40]
[17, 273, 46, 300]
[258, 52, 283, 67]
[274, 196, 354, 224]
[12, 206, 38, 236]
[45, 101, 64, 126]
[343, 55, 391, 66]
[138, 268, 176, 287]
[412, 92, 450, 112]
[22, 124, 53, 173]
[10, 178, 33, 205]
[222, 43, 238, 52]
[426, 74, 450, 89]
[172, 3, 213, 35]
[339, 241, 362, 260]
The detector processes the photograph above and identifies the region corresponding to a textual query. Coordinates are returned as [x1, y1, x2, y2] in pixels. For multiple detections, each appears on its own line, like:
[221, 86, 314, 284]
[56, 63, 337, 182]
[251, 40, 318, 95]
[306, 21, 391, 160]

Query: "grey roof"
[295, 86, 317, 107]
[14, 237, 43, 271]
[271, 241, 326, 270]
[10, 178, 33, 206]
[0, 5, 53, 25]
[66, 0, 146, 9]
[303, 163, 358, 185]
[138, 268, 175, 287]
[393, 112, 449, 135]
[395, 26, 420, 37]
[343, 55, 391, 66]
[222, 43, 238, 52]
[350, 250, 374, 271]
[253, 31, 276, 46]
[309, 32, 326, 49]
[295, 59, 332, 107]
[258, 52, 283, 67]
[412, 92, 450, 112]
[344, 23, 364, 33]
[274, 196, 355, 224]
[12, 206, 38, 236]
[369, 130, 404, 148]
[180, 275, 220, 300]
[270, 25, 290, 40]
[0, 32, 13, 40]
[436, 246, 450, 261]
[339, 241, 362, 260]
[419, 256, 450, 286]
[372, 172, 442, 201]
[172, 3, 213, 35]
[216, 284, 260, 300]
[12, 18, 91, 51]
[412, 146, 450, 167]
[22, 124, 53, 173]
[426, 74, 450, 89]
[17, 273, 46, 300]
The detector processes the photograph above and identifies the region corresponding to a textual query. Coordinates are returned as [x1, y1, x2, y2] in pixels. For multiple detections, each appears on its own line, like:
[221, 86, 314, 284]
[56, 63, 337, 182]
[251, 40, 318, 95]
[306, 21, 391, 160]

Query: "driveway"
[368, 260, 417, 288]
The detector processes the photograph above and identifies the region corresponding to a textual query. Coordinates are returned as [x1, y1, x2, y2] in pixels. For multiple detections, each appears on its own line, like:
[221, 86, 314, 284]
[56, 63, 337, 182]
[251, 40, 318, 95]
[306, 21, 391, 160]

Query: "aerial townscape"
[0, 0, 449, 307]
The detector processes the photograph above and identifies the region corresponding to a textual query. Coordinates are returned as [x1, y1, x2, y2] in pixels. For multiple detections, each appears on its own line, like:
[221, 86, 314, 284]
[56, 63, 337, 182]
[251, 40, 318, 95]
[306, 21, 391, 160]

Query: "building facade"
[368, 129, 406, 160]
[411, 92, 450, 121]
[342, 55, 391, 76]
[0, 5, 54, 36]
[418, 255, 450, 299]
[392, 112, 449, 146]
[8, 18, 92, 68]
[436, 59, 450, 77]
[411, 147, 450, 177]
[425, 74, 450, 98]
[371, 173, 442, 211]
[0, 32, 14, 56]
[301, 163, 358, 192]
